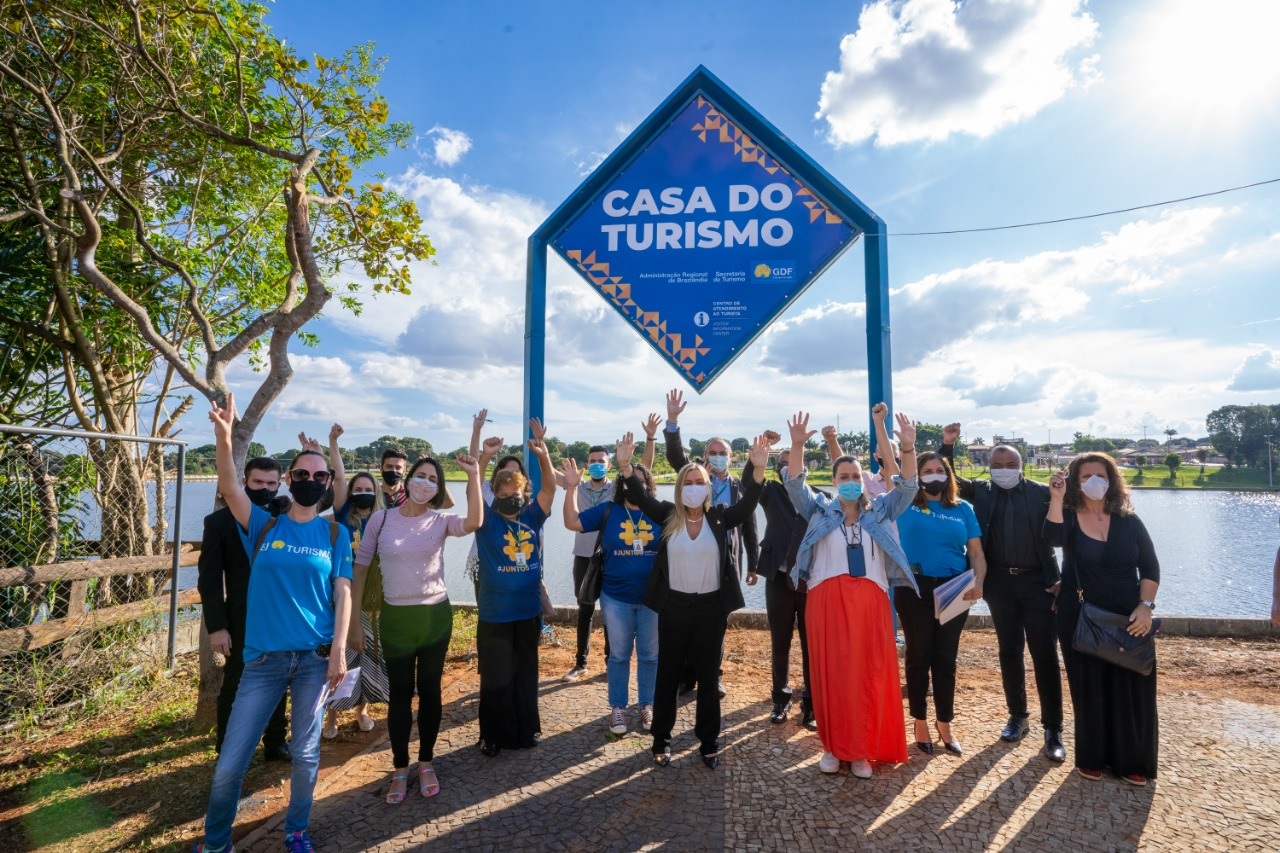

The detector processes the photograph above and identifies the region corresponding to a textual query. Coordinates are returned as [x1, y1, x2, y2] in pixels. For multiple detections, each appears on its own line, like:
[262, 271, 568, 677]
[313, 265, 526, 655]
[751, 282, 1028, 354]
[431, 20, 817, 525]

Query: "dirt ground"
[1, 624, 1277, 852]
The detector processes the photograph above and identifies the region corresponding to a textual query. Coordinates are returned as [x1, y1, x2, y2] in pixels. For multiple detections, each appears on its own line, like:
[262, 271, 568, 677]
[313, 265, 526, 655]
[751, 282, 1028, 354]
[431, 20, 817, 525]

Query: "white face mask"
[706, 453, 729, 473]
[407, 477, 439, 504]
[990, 468, 1021, 490]
[1080, 475, 1109, 501]
[920, 474, 948, 485]
[680, 483, 709, 508]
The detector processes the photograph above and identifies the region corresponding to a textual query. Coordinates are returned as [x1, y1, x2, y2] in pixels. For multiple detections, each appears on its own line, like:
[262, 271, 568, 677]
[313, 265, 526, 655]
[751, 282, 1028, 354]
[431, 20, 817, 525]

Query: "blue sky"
[208, 0, 1280, 454]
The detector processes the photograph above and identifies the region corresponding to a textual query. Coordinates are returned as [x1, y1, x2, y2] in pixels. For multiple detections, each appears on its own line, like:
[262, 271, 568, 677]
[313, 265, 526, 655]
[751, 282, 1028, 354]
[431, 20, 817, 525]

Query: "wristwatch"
[1139, 599, 1156, 610]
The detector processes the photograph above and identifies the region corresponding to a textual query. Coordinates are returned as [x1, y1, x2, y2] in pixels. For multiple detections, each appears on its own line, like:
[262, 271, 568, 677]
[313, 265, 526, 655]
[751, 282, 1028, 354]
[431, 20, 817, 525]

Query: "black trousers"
[571, 555, 607, 668]
[382, 601, 453, 767]
[895, 577, 966, 723]
[985, 567, 1063, 729]
[477, 617, 541, 749]
[765, 573, 811, 706]
[652, 591, 726, 756]
[216, 609, 288, 753]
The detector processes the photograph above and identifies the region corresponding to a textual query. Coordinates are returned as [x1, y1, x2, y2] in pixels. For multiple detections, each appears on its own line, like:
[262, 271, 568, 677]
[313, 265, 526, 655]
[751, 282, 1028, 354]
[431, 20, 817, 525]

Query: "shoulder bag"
[577, 504, 613, 604]
[1069, 521, 1159, 676]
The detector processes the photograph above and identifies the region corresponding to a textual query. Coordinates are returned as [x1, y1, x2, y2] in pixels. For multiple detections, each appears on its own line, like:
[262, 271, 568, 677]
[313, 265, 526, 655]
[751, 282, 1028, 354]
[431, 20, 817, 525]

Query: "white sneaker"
[608, 707, 628, 735]
[850, 759, 873, 779]
[639, 704, 654, 731]
[819, 752, 840, 774]
[562, 665, 587, 682]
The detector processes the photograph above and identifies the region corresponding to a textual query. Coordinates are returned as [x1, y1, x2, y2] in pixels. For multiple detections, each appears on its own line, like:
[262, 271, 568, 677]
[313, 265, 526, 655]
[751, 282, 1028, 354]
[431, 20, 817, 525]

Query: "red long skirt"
[808, 575, 907, 764]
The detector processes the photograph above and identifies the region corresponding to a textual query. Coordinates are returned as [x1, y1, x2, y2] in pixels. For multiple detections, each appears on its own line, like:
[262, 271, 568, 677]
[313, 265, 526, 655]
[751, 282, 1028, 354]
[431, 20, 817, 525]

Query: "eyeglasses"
[289, 469, 332, 485]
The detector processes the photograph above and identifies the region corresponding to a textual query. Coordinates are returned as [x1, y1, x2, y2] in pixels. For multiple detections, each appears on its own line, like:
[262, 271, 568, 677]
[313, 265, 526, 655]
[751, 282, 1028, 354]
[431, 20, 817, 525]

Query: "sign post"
[525, 66, 892, 486]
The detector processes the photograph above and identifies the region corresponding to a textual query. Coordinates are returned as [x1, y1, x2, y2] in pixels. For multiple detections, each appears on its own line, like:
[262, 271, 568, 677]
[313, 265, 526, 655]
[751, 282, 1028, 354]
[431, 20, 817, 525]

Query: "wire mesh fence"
[0, 424, 189, 723]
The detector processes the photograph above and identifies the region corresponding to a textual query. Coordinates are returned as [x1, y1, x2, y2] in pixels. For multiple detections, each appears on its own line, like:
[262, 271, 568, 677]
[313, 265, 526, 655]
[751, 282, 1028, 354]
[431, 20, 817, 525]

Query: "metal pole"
[524, 236, 548, 493]
[864, 226, 891, 472]
[167, 443, 186, 669]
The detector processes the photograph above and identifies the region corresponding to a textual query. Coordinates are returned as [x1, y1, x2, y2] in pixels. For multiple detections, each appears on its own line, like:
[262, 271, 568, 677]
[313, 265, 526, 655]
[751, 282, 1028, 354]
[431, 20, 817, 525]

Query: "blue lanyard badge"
[844, 523, 866, 579]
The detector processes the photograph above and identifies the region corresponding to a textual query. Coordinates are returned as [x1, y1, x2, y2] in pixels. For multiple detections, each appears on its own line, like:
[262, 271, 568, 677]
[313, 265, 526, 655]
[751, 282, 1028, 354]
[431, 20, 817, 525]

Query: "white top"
[807, 521, 889, 593]
[666, 523, 720, 594]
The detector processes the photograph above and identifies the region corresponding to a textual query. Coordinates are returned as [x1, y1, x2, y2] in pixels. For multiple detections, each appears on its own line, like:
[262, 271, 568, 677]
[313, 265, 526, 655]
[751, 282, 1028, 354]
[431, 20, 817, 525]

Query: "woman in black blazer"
[619, 433, 769, 768]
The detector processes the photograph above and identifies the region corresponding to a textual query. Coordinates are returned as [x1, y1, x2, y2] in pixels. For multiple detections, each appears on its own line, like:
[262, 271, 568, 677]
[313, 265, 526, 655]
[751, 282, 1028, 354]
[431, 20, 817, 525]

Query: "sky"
[201, 0, 1280, 455]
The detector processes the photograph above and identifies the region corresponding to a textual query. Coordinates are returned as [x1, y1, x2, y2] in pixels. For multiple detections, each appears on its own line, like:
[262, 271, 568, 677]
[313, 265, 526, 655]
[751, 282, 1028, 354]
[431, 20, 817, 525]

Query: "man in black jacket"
[664, 389, 760, 698]
[198, 456, 291, 760]
[940, 426, 1065, 762]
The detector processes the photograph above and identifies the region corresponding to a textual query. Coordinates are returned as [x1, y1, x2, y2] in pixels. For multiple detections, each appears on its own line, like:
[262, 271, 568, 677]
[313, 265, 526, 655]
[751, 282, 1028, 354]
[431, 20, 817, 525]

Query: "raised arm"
[328, 423, 349, 512]
[664, 389, 690, 469]
[210, 394, 251, 530]
[939, 422, 974, 497]
[618, 432, 672, 524]
[642, 412, 661, 469]
[723, 434, 769, 529]
[528, 417, 557, 513]
[561, 458, 584, 532]
[821, 424, 842, 461]
[872, 404, 897, 483]
[469, 408, 489, 458]
[784, 412, 820, 517]
[457, 453, 483, 533]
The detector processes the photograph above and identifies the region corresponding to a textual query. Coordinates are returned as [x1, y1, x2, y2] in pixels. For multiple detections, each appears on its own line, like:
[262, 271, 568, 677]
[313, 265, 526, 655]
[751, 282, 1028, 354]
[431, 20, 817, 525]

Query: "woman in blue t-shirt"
[894, 451, 987, 758]
[562, 443, 661, 736]
[474, 418, 558, 756]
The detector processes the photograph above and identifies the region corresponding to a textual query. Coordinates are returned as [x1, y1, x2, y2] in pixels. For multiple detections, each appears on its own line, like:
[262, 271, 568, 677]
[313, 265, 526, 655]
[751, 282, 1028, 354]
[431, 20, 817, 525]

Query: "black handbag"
[577, 505, 612, 604]
[1072, 591, 1160, 676]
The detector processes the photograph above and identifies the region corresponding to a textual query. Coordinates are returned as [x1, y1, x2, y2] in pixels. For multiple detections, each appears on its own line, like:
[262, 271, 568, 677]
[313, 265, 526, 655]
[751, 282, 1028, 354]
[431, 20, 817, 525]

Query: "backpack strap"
[253, 516, 279, 559]
[329, 520, 340, 549]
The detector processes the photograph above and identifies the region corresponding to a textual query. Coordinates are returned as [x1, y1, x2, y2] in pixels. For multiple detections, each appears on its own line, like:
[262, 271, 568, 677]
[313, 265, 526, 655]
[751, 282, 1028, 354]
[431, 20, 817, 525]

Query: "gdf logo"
[753, 263, 771, 278]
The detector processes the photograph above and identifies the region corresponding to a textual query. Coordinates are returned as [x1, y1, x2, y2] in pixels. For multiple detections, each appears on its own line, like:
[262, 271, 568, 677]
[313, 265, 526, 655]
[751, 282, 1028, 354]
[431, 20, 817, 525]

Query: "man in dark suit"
[664, 389, 760, 698]
[198, 456, 292, 761]
[940, 426, 1065, 762]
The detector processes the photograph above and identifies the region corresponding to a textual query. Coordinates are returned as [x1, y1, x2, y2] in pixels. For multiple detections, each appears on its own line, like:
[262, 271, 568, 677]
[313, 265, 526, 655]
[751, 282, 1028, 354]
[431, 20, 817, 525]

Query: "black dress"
[1044, 510, 1160, 778]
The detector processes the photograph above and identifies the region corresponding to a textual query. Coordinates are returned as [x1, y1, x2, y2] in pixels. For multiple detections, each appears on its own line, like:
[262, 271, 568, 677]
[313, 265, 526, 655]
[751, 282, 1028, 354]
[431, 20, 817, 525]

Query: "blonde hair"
[662, 461, 711, 542]
[492, 469, 528, 501]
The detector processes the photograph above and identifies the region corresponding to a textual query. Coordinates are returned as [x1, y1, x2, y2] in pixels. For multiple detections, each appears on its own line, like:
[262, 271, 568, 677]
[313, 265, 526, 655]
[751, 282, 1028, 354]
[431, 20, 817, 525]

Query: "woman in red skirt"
[782, 405, 919, 778]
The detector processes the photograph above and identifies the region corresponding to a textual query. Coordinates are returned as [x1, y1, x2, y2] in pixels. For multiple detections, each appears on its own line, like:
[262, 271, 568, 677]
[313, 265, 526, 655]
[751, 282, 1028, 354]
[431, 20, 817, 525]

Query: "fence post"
[167, 443, 185, 670]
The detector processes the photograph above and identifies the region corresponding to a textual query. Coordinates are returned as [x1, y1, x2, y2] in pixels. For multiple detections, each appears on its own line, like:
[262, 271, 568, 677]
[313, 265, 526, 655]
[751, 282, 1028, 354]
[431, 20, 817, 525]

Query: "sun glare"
[1122, 0, 1280, 130]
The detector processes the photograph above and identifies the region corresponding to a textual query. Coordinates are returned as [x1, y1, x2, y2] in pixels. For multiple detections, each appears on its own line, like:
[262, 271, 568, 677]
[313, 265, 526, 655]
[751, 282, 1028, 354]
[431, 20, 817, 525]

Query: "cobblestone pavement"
[234, 645, 1280, 852]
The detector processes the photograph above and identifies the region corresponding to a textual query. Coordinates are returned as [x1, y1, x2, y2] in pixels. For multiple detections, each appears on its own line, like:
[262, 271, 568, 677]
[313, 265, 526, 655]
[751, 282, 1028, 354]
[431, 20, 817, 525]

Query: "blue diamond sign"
[549, 75, 862, 392]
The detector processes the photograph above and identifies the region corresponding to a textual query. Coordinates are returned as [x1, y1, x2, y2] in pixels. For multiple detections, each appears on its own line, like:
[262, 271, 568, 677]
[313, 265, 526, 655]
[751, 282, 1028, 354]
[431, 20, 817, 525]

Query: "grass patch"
[23, 770, 116, 848]
[449, 608, 479, 659]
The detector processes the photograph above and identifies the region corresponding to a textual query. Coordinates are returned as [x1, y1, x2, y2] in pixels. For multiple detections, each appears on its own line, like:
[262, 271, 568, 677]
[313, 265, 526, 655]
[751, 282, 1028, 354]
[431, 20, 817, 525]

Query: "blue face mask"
[586, 462, 608, 480]
[706, 453, 729, 473]
[837, 481, 864, 502]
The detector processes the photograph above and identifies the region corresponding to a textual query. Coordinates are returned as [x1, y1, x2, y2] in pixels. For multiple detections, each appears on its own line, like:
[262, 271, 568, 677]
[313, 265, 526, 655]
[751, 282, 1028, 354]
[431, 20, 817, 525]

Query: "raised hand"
[209, 393, 236, 442]
[787, 411, 815, 446]
[871, 402, 888, 426]
[528, 435, 549, 459]
[561, 457, 582, 488]
[482, 436, 505, 455]
[943, 422, 961, 445]
[642, 412, 662, 439]
[748, 434, 772, 468]
[1048, 469, 1068, 499]
[616, 431, 636, 468]
[821, 424, 837, 440]
[666, 388, 686, 422]
[893, 412, 917, 448]
[299, 431, 322, 453]
[763, 429, 782, 447]
[455, 454, 480, 477]
[329, 423, 344, 444]
[473, 408, 489, 430]
[528, 417, 548, 444]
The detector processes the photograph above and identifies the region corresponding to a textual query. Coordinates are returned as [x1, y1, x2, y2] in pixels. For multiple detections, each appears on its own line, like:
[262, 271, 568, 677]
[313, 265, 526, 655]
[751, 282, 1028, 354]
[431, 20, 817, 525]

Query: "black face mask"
[493, 494, 526, 517]
[921, 479, 947, 496]
[289, 480, 327, 508]
[382, 470, 403, 486]
[351, 493, 377, 511]
[245, 486, 278, 508]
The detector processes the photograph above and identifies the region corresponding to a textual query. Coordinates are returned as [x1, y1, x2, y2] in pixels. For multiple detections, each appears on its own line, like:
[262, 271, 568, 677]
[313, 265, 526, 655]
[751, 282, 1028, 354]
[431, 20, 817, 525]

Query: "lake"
[146, 481, 1277, 618]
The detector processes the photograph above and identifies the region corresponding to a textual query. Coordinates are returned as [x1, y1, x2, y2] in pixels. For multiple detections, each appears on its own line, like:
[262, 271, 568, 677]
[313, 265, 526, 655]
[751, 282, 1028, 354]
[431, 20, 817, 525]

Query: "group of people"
[193, 391, 1163, 853]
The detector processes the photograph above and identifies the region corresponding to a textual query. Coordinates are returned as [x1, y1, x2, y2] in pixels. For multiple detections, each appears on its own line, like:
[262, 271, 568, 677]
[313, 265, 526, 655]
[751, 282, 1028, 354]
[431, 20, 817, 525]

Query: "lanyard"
[711, 476, 730, 505]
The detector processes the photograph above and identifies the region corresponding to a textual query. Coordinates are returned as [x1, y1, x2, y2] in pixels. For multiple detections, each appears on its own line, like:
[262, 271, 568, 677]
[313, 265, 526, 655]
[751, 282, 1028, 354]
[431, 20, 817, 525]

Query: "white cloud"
[425, 126, 473, 166]
[289, 354, 356, 388]
[817, 0, 1099, 145]
[1053, 380, 1101, 419]
[949, 368, 1053, 407]
[1228, 349, 1280, 391]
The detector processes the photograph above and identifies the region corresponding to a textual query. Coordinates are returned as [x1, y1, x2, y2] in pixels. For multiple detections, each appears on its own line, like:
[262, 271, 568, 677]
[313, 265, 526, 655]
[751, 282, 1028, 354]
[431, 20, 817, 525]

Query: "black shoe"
[717, 679, 727, 699]
[769, 698, 792, 724]
[702, 753, 719, 769]
[1000, 716, 1031, 743]
[1043, 728, 1066, 763]
[802, 708, 817, 731]
[937, 723, 962, 756]
[480, 742, 501, 757]
[915, 741, 934, 755]
[654, 748, 671, 767]
[262, 742, 292, 762]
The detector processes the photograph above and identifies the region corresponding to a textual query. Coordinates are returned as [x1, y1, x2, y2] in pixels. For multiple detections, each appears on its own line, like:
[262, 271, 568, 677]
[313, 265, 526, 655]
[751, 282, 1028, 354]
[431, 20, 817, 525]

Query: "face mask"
[706, 453, 729, 473]
[245, 486, 277, 507]
[990, 468, 1021, 490]
[1080, 475, 1109, 501]
[777, 465, 788, 480]
[350, 493, 377, 511]
[493, 494, 526, 516]
[289, 480, 327, 508]
[587, 462, 608, 480]
[407, 477, 438, 504]
[837, 481, 863, 502]
[381, 470, 403, 487]
[680, 484, 709, 507]
[921, 473, 948, 496]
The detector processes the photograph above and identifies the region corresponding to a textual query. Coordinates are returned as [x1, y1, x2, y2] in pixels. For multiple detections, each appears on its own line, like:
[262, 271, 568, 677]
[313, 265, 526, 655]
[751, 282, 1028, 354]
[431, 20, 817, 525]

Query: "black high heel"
[654, 748, 671, 767]
[702, 752, 719, 769]
[936, 722, 962, 756]
[914, 720, 933, 755]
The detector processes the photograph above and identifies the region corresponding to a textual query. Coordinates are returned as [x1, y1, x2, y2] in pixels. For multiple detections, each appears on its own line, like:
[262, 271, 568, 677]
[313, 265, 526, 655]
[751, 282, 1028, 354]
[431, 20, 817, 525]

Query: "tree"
[914, 422, 944, 451]
[730, 437, 750, 453]
[1164, 453, 1181, 481]
[1163, 428, 1178, 448]
[564, 441, 592, 465]
[839, 430, 870, 457]
[1194, 448, 1209, 466]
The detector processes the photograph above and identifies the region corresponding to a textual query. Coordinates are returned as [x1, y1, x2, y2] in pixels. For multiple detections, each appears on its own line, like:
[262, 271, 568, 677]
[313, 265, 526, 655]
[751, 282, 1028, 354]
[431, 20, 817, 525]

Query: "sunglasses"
[289, 469, 332, 485]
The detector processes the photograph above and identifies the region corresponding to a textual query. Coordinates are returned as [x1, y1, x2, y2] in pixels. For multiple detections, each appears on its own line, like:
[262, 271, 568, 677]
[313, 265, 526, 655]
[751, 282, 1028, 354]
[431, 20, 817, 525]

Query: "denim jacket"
[784, 469, 920, 595]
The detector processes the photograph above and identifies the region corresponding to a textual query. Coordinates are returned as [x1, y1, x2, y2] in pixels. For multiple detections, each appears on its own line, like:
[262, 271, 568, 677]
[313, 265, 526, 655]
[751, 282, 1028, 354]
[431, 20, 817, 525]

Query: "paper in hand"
[311, 666, 361, 716]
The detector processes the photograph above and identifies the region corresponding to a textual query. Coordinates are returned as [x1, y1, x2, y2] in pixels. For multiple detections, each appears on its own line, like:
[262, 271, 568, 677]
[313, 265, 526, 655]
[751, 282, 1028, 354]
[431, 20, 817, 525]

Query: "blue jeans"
[201, 650, 328, 851]
[599, 590, 658, 708]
